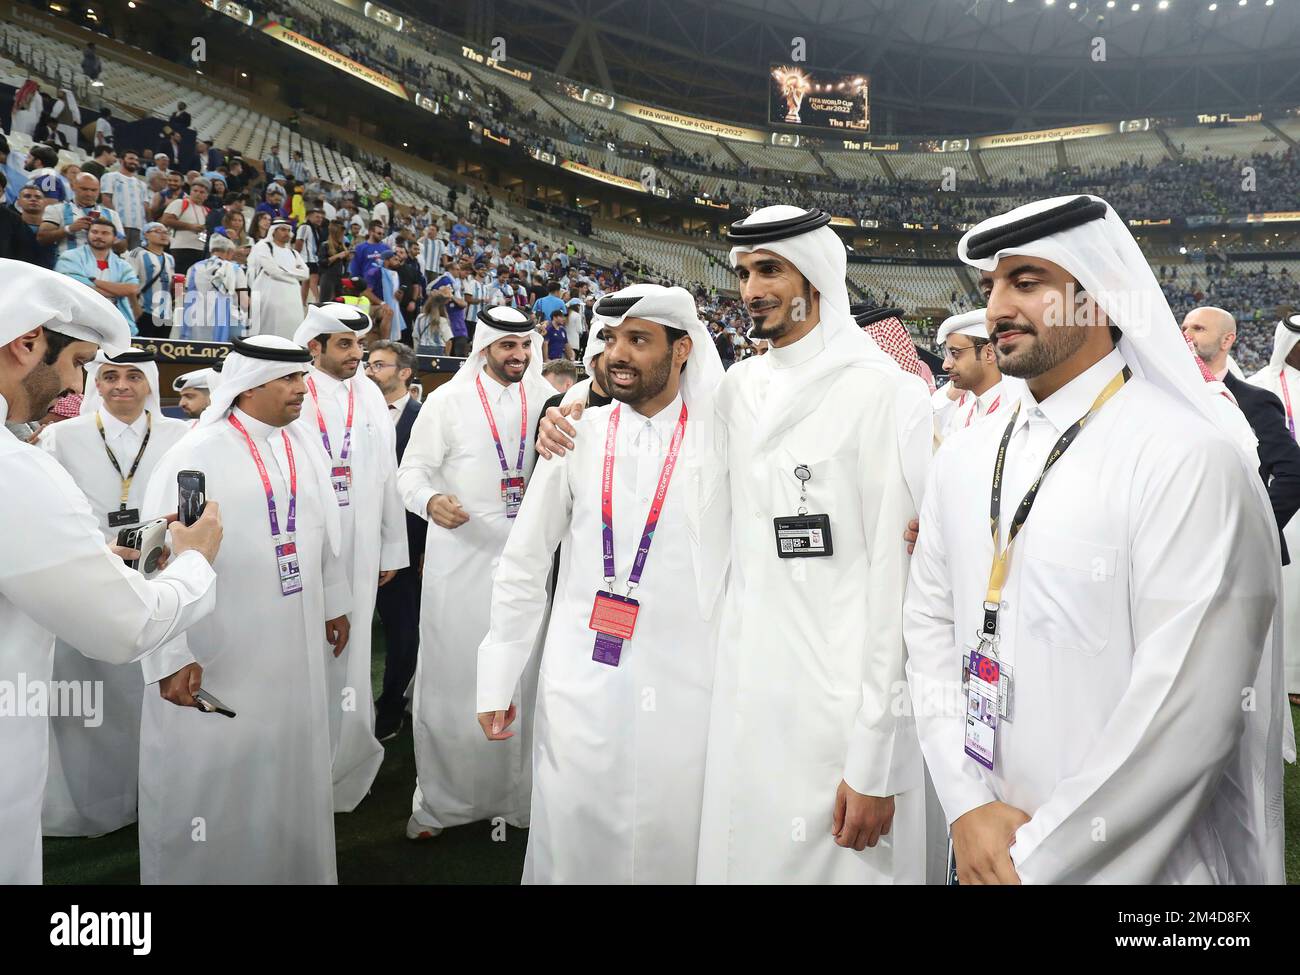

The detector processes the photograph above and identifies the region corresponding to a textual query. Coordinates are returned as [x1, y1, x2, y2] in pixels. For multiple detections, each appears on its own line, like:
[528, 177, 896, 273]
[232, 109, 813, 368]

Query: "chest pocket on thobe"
[1022, 530, 1118, 657]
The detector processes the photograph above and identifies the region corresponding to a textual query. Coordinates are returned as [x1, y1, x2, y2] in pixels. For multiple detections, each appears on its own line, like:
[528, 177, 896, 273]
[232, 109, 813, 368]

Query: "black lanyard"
[96, 411, 153, 511]
[982, 367, 1131, 642]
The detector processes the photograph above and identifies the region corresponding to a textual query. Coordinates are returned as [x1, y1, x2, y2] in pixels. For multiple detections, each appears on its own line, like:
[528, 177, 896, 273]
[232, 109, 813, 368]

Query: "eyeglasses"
[943, 343, 983, 363]
[364, 361, 397, 372]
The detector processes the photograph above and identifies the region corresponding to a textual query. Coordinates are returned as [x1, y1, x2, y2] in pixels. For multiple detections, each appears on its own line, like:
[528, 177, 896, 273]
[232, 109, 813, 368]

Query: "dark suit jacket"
[1224, 370, 1300, 565]
[395, 395, 427, 565]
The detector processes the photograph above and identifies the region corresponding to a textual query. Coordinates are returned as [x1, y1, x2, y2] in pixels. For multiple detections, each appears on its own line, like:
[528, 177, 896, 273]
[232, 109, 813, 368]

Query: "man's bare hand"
[904, 517, 920, 555]
[110, 545, 141, 563]
[831, 780, 895, 851]
[951, 800, 1031, 885]
[169, 501, 223, 564]
[427, 494, 469, 530]
[160, 661, 203, 708]
[536, 403, 584, 459]
[326, 615, 351, 657]
[378, 569, 398, 587]
[476, 705, 518, 741]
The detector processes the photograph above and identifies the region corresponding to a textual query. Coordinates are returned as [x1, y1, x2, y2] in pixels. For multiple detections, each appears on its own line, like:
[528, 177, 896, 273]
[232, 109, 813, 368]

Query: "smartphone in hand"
[178, 470, 206, 526]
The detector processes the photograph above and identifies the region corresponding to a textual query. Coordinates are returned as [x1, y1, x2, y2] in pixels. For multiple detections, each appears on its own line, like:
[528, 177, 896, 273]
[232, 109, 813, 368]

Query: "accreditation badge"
[331, 466, 352, 507]
[964, 649, 1000, 771]
[108, 507, 141, 528]
[276, 541, 303, 597]
[589, 590, 640, 666]
[772, 513, 834, 558]
[501, 475, 525, 518]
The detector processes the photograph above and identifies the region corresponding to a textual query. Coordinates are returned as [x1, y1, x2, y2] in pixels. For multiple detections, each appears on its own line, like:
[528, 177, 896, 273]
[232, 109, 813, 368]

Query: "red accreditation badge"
[276, 541, 303, 597]
[501, 475, 525, 519]
[964, 650, 999, 771]
[589, 590, 640, 666]
[331, 466, 352, 507]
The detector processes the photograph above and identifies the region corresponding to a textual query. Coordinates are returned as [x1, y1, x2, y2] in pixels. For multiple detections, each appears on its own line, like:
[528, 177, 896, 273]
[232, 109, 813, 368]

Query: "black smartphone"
[178, 470, 206, 526]
[116, 526, 142, 569]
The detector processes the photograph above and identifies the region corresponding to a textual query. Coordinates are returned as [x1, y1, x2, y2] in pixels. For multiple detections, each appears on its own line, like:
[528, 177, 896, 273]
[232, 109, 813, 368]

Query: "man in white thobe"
[935, 309, 1004, 440]
[249, 220, 308, 340]
[0, 260, 220, 883]
[1249, 313, 1300, 700]
[906, 194, 1286, 884]
[701, 207, 932, 884]
[292, 303, 409, 811]
[477, 286, 728, 883]
[139, 335, 352, 884]
[173, 367, 218, 423]
[38, 349, 190, 837]
[397, 305, 554, 839]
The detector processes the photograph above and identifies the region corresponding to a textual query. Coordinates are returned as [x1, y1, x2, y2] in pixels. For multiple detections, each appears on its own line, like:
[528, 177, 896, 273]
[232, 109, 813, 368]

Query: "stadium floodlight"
[1208, 2, 1217, 9]
[1158, 0, 1168, 8]
[1132, 2, 1140, 9]
[1107, 0, 1115, 7]
[1069, 1, 1078, 7]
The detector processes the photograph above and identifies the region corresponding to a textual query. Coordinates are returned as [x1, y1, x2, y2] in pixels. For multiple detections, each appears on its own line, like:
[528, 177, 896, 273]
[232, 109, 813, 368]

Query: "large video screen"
[768, 65, 870, 132]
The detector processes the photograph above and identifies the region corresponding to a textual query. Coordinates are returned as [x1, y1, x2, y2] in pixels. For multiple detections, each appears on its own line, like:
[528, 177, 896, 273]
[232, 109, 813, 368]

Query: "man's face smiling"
[733, 250, 814, 341]
[484, 335, 530, 385]
[978, 256, 1099, 379]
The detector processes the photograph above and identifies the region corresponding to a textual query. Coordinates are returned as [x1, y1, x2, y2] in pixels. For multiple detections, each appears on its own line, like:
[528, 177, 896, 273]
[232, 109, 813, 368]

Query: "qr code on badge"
[780, 539, 795, 552]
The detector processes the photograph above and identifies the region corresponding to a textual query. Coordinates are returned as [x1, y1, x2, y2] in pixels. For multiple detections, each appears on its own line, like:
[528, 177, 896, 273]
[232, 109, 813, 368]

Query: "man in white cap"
[248, 219, 308, 340]
[1249, 312, 1300, 703]
[0, 260, 221, 883]
[541, 208, 932, 882]
[935, 307, 1004, 441]
[173, 366, 219, 422]
[37, 349, 191, 839]
[477, 285, 728, 883]
[139, 334, 351, 883]
[292, 303, 409, 811]
[397, 305, 554, 840]
[906, 194, 1285, 884]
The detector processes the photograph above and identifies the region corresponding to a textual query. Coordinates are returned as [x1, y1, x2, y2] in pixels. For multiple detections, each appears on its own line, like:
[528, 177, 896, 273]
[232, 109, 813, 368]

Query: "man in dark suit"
[367, 340, 427, 741]
[1184, 307, 1300, 564]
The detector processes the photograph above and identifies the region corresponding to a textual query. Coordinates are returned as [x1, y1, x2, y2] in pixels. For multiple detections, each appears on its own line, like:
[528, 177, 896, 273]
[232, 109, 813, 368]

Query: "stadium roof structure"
[392, 0, 1300, 135]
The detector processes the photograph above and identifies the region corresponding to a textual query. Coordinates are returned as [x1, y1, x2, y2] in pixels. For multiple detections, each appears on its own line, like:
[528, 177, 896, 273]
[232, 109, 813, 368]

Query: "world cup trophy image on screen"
[772, 65, 812, 124]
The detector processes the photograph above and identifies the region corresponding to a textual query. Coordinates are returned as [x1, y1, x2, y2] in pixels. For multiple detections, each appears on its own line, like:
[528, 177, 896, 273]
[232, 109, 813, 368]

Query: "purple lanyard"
[306, 376, 354, 463]
[600, 402, 689, 590]
[229, 415, 297, 537]
[476, 375, 528, 475]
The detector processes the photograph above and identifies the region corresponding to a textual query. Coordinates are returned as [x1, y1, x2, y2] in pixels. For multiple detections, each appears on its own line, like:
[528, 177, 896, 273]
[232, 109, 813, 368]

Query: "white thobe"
[297, 367, 409, 811]
[248, 242, 307, 339]
[932, 384, 964, 445]
[37, 409, 190, 837]
[398, 366, 554, 830]
[138, 409, 350, 884]
[1248, 361, 1300, 694]
[11, 92, 43, 138]
[697, 324, 932, 884]
[940, 380, 1005, 440]
[0, 395, 215, 884]
[478, 394, 726, 883]
[906, 348, 1284, 883]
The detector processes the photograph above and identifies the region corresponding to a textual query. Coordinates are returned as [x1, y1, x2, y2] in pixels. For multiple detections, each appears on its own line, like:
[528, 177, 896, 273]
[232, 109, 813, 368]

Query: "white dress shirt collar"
[389, 392, 410, 422]
[766, 322, 826, 370]
[310, 366, 350, 396]
[99, 409, 148, 443]
[623, 391, 684, 450]
[1014, 347, 1127, 436]
[480, 365, 521, 404]
[231, 407, 281, 442]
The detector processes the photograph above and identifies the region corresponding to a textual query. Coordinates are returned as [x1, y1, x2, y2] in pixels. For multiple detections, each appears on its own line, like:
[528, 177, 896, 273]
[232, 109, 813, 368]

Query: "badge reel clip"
[772, 463, 833, 558]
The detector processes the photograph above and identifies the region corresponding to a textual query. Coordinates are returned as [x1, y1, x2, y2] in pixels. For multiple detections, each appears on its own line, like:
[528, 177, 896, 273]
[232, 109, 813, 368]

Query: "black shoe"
[376, 713, 404, 742]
